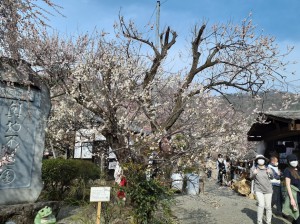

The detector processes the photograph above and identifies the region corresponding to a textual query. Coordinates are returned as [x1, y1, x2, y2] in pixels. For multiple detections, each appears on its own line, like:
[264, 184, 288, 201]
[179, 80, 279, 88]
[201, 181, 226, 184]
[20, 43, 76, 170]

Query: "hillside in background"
[223, 90, 300, 114]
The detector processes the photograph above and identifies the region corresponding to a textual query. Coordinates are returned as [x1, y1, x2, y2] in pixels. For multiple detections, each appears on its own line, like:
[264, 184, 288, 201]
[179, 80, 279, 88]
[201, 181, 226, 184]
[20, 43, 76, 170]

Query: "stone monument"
[0, 57, 51, 205]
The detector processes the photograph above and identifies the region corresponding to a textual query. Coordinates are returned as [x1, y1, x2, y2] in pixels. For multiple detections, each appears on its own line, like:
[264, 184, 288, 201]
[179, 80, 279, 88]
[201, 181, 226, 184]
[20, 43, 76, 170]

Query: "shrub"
[42, 158, 100, 201]
[124, 163, 173, 224]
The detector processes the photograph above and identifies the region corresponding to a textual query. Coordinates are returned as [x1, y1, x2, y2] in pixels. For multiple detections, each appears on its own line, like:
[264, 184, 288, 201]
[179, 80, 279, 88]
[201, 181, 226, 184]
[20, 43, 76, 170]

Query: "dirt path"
[171, 180, 292, 224]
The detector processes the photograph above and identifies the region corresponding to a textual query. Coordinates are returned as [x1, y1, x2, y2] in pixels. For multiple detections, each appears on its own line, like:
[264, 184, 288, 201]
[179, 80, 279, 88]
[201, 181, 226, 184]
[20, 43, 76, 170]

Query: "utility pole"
[156, 1, 160, 51]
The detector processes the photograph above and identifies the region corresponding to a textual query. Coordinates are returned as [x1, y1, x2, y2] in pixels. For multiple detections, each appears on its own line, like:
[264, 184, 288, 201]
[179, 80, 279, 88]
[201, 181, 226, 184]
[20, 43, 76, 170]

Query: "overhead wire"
[145, 1, 168, 29]
[286, 78, 300, 83]
[160, 0, 169, 6]
[145, 4, 157, 29]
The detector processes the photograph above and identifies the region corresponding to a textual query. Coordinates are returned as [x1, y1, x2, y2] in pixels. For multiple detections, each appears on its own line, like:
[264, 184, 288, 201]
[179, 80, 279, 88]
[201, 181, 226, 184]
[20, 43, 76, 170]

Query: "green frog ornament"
[34, 206, 56, 224]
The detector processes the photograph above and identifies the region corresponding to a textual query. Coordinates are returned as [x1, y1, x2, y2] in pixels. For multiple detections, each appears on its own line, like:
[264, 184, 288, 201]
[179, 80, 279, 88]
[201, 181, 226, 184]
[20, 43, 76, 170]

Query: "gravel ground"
[171, 180, 292, 224]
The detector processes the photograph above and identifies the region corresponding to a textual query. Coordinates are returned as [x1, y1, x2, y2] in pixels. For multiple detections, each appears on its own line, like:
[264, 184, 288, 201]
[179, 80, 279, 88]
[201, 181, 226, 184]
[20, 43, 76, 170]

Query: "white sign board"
[108, 161, 117, 170]
[90, 187, 111, 202]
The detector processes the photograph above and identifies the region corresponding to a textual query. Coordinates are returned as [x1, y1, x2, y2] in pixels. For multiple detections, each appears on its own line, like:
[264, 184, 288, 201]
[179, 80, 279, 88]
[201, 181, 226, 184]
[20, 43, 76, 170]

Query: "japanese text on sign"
[90, 187, 111, 202]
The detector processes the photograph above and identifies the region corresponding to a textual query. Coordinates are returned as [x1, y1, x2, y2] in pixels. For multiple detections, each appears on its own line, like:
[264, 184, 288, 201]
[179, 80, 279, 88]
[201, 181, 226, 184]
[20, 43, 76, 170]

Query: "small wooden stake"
[96, 201, 101, 224]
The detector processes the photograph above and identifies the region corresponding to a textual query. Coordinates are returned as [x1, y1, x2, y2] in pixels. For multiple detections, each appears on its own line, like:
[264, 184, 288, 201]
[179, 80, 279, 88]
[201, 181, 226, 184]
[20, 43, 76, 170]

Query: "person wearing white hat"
[250, 154, 274, 224]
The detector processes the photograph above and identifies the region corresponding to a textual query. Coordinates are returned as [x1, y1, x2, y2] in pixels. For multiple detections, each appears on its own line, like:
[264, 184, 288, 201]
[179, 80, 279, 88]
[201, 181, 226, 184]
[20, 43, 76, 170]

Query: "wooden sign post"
[90, 187, 111, 224]
[96, 201, 101, 224]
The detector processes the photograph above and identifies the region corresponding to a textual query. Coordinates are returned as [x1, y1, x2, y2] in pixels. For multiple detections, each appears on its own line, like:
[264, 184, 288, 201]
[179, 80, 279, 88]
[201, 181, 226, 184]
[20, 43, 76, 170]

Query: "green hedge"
[42, 159, 100, 201]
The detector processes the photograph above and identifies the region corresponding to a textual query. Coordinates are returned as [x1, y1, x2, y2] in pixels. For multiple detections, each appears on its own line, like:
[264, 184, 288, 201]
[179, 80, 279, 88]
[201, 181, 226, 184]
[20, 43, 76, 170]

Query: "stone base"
[0, 184, 43, 205]
[0, 201, 60, 224]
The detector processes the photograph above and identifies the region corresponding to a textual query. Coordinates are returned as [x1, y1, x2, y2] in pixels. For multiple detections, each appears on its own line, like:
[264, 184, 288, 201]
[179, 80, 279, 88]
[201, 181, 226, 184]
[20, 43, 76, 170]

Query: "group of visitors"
[250, 153, 300, 224]
[209, 152, 300, 224]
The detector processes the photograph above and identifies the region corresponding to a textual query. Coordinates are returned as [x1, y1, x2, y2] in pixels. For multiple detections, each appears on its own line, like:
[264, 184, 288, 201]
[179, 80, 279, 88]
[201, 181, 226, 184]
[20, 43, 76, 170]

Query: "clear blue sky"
[44, 0, 300, 89]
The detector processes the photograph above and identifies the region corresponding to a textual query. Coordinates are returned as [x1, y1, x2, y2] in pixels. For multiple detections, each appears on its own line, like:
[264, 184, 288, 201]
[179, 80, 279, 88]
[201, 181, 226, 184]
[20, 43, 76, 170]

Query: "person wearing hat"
[250, 154, 274, 224]
[283, 154, 300, 223]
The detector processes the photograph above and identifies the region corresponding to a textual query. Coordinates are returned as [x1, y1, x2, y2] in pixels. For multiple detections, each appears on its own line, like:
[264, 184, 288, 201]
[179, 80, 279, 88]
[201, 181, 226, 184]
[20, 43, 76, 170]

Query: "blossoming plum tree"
[0, 1, 293, 165]
[34, 16, 292, 164]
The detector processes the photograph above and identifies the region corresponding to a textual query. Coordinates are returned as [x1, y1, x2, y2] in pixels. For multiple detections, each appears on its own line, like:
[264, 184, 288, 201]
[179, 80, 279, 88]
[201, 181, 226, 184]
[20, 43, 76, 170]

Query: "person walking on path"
[283, 154, 300, 224]
[225, 157, 232, 186]
[268, 154, 283, 216]
[216, 154, 227, 186]
[250, 154, 274, 224]
[206, 156, 214, 180]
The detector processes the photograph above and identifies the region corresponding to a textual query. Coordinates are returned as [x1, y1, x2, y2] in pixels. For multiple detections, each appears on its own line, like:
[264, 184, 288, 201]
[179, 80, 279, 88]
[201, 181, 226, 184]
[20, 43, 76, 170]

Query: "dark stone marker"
[0, 57, 51, 205]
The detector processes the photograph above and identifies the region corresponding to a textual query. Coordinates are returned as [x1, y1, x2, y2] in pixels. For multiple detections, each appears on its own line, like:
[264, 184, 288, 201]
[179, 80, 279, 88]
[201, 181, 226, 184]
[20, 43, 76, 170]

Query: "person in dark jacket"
[283, 154, 300, 224]
[268, 154, 282, 216]
[216, 154, 226, 186]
